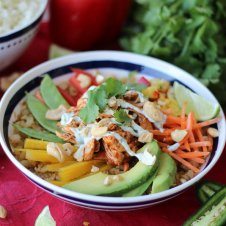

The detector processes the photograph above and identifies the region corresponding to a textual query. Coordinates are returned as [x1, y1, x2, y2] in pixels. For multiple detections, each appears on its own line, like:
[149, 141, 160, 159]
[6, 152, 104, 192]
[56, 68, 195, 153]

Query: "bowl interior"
[0, 51, 225, 205]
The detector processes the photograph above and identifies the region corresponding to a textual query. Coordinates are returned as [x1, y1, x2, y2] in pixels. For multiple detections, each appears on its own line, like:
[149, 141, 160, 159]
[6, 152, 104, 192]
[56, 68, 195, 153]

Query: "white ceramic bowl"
[0, 0, 48, 71]
[0, 51, 225, 211]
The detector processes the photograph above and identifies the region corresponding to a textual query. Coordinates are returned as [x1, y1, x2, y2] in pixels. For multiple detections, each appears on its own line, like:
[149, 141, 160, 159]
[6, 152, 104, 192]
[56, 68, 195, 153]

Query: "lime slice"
[49, 44, 74, 59]
[35, 206, 56, 226]
[173, 82, 220, 121]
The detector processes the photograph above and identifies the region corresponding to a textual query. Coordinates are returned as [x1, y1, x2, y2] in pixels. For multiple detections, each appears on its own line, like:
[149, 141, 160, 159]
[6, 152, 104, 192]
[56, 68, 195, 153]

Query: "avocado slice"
[122, 171, 157, 197]
[151, 153, 177, 194]
[63, 141, 161, 196]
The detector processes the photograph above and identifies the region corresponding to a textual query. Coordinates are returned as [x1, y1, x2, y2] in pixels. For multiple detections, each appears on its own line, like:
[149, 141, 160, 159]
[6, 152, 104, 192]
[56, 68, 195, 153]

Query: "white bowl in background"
[0, 0, 48, 71]
[0, 51, 225, 211]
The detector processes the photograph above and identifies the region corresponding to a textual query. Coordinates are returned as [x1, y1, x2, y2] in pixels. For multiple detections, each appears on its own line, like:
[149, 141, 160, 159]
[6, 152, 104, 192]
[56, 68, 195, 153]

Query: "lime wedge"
[49, 44, 74, 59]
[35, 206, 56, 226]
[173, 82, 220, 121]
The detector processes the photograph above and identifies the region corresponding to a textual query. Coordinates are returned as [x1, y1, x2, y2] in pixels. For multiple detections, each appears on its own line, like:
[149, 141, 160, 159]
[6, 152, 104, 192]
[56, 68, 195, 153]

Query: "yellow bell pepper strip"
[58, 160, 104, 182]
[15, 148, 74, 163]
[24, 138, 49, 150]
[48, 180, 70, 187]
[25, 149, 59, 163]
[42, 161, 76, 172]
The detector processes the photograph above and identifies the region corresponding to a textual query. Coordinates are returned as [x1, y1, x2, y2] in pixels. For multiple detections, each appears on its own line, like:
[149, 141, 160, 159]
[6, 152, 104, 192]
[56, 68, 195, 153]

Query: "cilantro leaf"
[105, 78, 127, 97]
[94, 86, 107, 112]
[113, 109, 132, 124]
[79, 91, 99, 123]
[120, 0, 226, 107]
[126, 83, 147, 92]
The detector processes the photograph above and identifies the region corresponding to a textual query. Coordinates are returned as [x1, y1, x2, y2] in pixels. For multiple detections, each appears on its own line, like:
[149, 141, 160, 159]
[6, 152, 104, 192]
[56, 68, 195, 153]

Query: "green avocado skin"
[122, 171, 157, 197]
[63, 141, 161, 196]
[151, 153, 177, 194]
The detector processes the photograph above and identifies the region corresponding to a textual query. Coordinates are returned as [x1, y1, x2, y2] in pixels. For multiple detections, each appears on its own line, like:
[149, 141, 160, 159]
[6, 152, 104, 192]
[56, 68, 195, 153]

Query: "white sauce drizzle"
[59, 90, 164, 165]
[167, 143, 180, 151]
[103, 132, 156, 166]
[117, 99, 166, 130]
[60, 112, 82, 126]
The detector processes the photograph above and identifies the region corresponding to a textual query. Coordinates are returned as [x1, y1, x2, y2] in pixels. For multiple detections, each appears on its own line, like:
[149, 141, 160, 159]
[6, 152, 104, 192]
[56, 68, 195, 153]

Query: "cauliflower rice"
[0, 0, 43, 36]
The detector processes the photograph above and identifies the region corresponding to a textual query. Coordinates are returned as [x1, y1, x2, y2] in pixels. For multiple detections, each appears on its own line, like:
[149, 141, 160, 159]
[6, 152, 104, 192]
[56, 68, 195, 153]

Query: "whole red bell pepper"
[49, 0, 131, 50]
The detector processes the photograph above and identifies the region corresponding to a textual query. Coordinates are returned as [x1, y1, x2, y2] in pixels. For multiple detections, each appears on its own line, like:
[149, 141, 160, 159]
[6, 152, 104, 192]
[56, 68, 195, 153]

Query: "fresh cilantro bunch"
[79, 77, 145, 123]
[120, 0, 226, 106]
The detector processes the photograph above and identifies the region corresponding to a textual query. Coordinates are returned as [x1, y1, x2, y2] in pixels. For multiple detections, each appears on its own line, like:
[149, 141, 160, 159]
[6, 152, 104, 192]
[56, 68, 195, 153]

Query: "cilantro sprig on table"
[79, 77, 146, 123]
[120, 0, 226, 106]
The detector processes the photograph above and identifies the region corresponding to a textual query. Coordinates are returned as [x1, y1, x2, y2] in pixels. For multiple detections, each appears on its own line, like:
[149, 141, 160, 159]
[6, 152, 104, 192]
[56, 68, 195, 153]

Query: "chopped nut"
[143, 101, 163, 122]
[108, 96, 117, 108]
[171, 129, 188, 142]
[81, 127, 90, 136]
[0, 205, 7, 219]
[180, 178, 187, 184]
[45, 105, 67, 120]
[138, 131, 153, 143]
[47, 142, 66, 163]
[103, 176, 113, 186]
[77, 74, 91, 88]
[62, 143, 74, 156]
[91, 165, 99, 173]
[91, 126, 108, 137]
[83, 221, 90, 226]
[98, 118, 111, 127]
[96, 74, 104, 84]
[207, 127, 219, 138]
[112, 175, 123, 182]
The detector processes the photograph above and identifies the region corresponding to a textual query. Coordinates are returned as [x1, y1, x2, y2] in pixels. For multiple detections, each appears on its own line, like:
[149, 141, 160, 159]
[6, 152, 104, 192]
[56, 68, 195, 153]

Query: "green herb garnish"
[113, 109, 132, 124]
[79, 77, 145, 123]
[120, 0, 226, 106]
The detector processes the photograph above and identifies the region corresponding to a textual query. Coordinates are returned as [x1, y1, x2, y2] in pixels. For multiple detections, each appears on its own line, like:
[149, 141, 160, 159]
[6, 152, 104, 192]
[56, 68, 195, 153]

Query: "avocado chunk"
[63, 141, 161, 196]
[151, 153, 177, 194]
[122, 171, 157, 197]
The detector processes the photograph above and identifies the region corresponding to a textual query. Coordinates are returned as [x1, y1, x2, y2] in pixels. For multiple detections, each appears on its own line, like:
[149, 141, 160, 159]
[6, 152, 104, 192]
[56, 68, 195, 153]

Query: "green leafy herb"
[79, 90, 100, 123]
[113, 109, 132, 124]
[105, 77, 127, 97]
[79, 76, 146, 123]
[120, 0, 226, 106]
[126, 83, 147, 92]
[94, 86, 108, 111]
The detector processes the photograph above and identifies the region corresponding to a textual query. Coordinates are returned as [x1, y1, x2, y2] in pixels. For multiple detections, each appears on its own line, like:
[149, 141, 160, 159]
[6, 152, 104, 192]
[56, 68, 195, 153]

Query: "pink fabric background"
[0, 23, 225, 226]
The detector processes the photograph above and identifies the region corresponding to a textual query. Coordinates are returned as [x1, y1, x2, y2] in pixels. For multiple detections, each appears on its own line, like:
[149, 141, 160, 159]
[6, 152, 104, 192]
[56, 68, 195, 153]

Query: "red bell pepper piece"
[57, 86, 78, 106]
[69, 68, 98, 94]
[69, 76, 87, 94]
[71, 68, 98, 85]
[138, 76, 151, 86]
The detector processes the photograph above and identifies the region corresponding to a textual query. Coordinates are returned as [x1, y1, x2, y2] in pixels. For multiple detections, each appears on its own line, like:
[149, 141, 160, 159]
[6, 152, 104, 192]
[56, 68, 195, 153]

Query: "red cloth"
[0, 23, 225, 226]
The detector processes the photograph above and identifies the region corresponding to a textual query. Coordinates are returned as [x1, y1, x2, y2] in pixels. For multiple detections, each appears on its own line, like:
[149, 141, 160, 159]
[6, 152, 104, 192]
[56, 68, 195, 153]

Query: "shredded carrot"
[166, 116, 181, 125]
[162, 148, 199, 173]
[181, 102, 187, 129]
[158, 142, 168, 147]
[189, 141, 212, 148]
[184, 142, 191, 151]
[194, 117, 221, 129]
[177, 151, 210, 158]
[192, 158, 205, 164]
[150, 130, 173, 136]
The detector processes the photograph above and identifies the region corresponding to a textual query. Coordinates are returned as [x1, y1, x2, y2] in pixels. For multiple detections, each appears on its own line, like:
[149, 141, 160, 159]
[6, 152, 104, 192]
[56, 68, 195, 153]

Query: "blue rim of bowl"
[4, 61, 218, 181]
[1, 52, 223, 208]
[0, 2, 47, 43]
